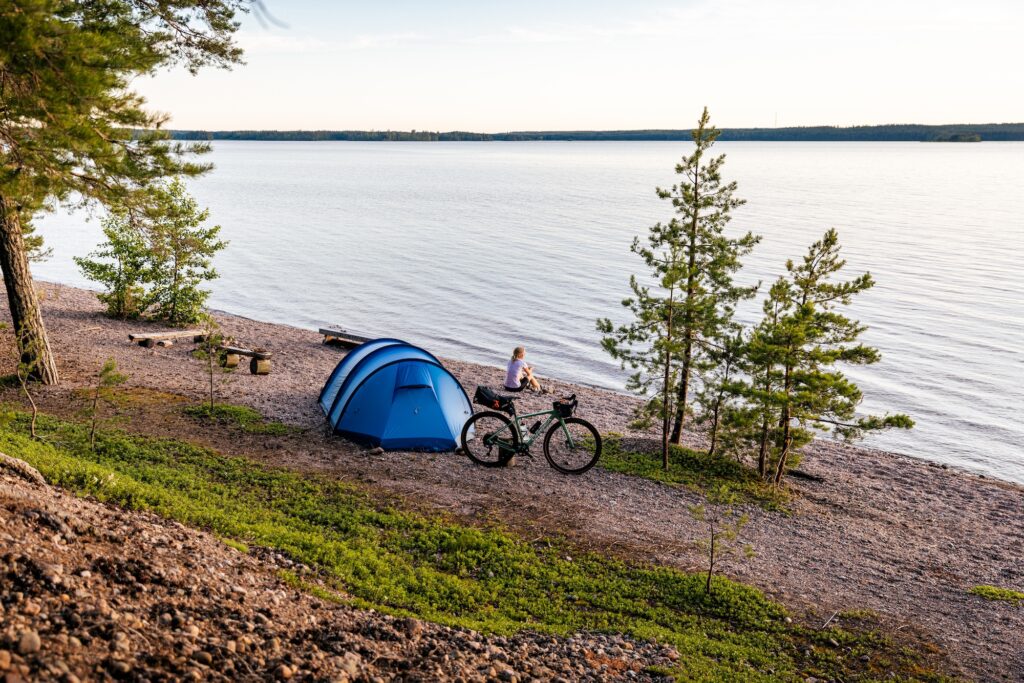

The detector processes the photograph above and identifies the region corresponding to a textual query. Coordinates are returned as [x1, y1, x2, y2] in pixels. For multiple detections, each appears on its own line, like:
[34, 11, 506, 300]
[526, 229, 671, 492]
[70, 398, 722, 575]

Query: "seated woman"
[504, 346, 545, 393]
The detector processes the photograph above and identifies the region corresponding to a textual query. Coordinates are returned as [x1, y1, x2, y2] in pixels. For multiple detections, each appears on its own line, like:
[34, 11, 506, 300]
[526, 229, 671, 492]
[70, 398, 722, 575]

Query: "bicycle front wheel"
[461, 411, 519, 467]
[543, 417, 601, 474]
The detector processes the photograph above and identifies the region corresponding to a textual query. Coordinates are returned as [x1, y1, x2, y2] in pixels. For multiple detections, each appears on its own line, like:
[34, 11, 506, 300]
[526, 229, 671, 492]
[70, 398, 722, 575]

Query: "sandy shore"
[9, 281, 1024, 682]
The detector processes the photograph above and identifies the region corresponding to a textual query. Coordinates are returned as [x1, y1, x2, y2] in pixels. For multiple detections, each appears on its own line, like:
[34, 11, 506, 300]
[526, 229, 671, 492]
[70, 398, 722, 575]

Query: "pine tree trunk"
[0, 195, 59, 385]
[669, 336, 692, 444]
[661, 287, 676, 470]
[707, 359, 732, 457]
[670, 172, 700, 445]
[708, 392, 722, 457]
[757, 366, 772, 478]
[757, 415, 770, 478]
[773, 365, 794, 484]
[773, 424, 792, 485]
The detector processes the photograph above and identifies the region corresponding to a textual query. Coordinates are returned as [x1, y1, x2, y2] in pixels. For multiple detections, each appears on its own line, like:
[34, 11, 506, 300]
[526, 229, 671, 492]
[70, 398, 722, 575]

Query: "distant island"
[168, 123, 1024, 142]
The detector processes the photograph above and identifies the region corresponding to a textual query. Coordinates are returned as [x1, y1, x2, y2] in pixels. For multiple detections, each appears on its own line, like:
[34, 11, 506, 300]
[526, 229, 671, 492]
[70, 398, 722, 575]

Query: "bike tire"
[543, 417, 602, 474]
[461, 411, 520, 468]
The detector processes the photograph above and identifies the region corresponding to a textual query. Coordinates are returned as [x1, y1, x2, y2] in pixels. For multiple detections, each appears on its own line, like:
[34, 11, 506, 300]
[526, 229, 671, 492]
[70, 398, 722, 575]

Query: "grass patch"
[184, 403, 294, 436]
[600, 435, 787, 509]
[0, 412, 949, 682]
[221, 537, 249, 554]
[970, 585, 1024, 605]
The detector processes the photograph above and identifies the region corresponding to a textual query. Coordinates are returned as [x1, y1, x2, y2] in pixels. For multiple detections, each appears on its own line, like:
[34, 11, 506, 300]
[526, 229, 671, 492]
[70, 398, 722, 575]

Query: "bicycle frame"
[487, 405, 576, 452]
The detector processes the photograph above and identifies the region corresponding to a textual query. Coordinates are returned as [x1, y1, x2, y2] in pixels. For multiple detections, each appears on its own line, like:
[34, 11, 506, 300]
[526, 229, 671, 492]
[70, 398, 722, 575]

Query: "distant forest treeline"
[169, 123, 1024, 142]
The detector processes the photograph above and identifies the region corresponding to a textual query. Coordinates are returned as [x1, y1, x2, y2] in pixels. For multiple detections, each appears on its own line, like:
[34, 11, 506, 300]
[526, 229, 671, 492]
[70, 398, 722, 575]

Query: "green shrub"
[970, 585, 1024, 604]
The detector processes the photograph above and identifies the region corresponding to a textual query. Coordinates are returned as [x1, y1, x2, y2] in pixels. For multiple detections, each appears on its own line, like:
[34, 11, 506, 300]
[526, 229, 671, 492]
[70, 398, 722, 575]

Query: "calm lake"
[36, 141, 1024, 483]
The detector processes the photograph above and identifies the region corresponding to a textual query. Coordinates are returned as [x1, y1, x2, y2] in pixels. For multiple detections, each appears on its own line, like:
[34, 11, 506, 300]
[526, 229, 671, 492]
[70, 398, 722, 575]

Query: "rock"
[0, 651, 9, 669]
[18, 631, 41, 655]
[275, 664, 294, 680]
[340, 652, 361, 676]
[368, 447, 385, 455]
[0, 453, 47, 486]
[192, 651, 213, 666]
[402, 617, 423, 640]
[107, 660, 131, 677]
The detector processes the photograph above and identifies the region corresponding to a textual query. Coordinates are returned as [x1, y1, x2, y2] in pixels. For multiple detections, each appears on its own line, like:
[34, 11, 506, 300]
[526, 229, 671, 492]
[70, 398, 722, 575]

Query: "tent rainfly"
[318, 339, 473, 451]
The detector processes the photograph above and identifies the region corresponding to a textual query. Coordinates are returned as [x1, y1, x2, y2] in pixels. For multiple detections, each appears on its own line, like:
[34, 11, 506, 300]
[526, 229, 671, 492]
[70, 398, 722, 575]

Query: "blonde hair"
[511, 346, 525, 361]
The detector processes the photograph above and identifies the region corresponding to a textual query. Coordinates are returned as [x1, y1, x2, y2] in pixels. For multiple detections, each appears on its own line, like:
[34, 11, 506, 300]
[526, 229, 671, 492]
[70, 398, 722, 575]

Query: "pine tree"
[145, 179, 227, 325]
[599, 108, 759, 468]
[657, 108, 760, 447]
[87, 358, 127, 449]
[597, 220, 689, 469]
[74, 212, 155, 319]
[742, 229, 914, 484]
[0, 0, 245, 384]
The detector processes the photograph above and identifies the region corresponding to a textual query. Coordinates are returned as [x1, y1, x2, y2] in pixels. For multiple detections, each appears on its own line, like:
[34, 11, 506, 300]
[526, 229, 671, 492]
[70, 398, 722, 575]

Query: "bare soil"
[7, 282, 1024, 682]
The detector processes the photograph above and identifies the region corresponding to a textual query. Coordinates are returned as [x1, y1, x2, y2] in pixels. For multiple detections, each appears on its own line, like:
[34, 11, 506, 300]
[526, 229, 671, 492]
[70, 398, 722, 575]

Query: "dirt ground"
[6, 282, 1024, 682]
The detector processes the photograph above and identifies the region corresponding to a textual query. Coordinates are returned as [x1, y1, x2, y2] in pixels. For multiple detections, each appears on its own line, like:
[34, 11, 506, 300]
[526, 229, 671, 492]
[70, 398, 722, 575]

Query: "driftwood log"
[218, 346, 273, 375]
[319, 327, 373, 348]
[129, 330, 206, 348]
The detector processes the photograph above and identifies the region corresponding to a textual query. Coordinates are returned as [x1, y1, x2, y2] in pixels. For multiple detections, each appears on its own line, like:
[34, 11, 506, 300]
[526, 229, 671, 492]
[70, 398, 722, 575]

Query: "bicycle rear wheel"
[543, 417, 601, 474]
[461, 411, 519, 467]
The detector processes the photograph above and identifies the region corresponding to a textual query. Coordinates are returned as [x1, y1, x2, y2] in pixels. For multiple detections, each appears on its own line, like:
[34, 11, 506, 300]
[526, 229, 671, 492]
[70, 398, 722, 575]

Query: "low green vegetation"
[600, 436, 787, 509]
[183, 403, 293, 435]
[970, 585, 1024, 605]
[0, 411, 948, 681]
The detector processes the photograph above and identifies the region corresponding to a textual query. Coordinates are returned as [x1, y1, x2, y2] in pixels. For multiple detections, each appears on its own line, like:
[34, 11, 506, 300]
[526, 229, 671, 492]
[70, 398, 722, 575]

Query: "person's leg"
[524, 369, 542, 392]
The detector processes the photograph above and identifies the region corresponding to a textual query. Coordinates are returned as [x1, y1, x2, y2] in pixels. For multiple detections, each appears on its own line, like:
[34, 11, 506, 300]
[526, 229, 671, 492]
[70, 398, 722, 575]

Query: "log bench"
[218, 345, 273, 375]
[319, 327, 373, 348]
[129, 330, 206, 348]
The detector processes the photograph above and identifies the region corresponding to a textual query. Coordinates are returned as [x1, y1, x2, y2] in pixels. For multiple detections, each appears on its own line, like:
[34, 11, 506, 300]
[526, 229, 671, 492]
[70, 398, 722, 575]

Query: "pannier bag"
[474, 385, 514, 414]
[553, 394, 578, 418]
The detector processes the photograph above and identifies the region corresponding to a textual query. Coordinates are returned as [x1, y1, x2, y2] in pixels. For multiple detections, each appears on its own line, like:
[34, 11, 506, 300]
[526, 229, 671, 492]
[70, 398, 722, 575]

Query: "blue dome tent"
[319, 340, 473, 451]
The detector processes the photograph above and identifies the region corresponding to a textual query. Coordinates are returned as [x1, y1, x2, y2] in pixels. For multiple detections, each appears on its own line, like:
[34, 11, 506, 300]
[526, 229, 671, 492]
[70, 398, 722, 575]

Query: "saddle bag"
[474, 385, 514, 414]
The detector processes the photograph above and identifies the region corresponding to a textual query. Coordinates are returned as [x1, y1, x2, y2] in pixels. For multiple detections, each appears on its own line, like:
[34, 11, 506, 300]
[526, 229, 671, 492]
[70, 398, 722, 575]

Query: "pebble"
[18, 631, 41, 655]
[275, 664, 294, 680]
[0, 651, 9, 669]
[192, 651, 213, 666]
[108, 661, 131, 676]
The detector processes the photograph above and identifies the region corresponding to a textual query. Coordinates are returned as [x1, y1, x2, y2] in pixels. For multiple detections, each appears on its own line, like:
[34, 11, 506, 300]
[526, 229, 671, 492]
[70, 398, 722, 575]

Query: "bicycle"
[460, 386, 602, 474]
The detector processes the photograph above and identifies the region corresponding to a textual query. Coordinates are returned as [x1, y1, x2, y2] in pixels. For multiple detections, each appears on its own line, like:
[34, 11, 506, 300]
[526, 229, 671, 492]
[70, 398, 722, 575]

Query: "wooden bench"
[129, 330, 206, 348]
[319, 327, 373, 348]
[218, 345, 273, 375]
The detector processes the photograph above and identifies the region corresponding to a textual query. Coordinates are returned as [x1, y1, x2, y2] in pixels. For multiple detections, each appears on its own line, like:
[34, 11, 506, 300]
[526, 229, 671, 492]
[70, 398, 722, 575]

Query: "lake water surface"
[36, 141, 1024, 483]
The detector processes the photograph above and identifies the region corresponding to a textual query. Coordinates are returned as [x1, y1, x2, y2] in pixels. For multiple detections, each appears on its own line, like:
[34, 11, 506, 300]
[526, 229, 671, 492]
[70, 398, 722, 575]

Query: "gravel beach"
[5, 281, 1023, 682]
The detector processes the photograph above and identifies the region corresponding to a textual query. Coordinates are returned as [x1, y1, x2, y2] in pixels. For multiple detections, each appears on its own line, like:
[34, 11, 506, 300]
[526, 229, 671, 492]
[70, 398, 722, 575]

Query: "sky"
[137, 0, 1024, 131]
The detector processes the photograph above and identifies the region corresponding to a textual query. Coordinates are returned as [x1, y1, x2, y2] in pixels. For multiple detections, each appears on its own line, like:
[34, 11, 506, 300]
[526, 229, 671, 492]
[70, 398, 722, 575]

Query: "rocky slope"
[1, 454, 676, 682]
